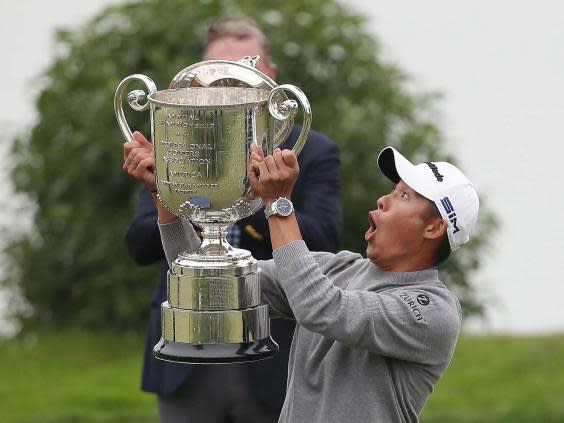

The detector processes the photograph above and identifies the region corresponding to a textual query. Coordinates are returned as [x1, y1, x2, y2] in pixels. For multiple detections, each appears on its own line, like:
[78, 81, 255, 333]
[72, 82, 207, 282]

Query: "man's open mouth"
[365, 212, 378, 241]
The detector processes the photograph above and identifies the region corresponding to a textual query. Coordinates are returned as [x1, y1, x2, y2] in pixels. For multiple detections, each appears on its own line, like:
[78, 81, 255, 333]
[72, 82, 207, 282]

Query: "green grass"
[1, 331, 563, 422]
[0, 330, 156, 423]
[422, 335, 564, 422]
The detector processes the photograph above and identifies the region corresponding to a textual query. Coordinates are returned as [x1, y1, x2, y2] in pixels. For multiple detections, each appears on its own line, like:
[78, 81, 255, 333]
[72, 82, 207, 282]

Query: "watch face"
[276, 198, 293, 216]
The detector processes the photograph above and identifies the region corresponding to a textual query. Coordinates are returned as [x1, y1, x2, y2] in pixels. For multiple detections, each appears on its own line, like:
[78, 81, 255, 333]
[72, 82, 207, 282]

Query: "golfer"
[123, 139, 479, 422]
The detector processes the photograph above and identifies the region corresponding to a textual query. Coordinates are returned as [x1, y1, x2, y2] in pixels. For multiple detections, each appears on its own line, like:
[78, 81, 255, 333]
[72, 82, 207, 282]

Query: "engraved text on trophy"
[153, 106, 267, 212]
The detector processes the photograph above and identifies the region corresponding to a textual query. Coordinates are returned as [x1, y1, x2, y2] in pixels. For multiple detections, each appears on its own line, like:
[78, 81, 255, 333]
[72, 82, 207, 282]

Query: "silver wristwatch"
[264, 197, 294, 219]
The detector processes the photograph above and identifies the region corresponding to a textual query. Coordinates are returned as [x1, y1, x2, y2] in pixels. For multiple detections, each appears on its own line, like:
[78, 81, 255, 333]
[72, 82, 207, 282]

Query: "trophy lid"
[169, 56, 273, 89]
[169, 57, 292, 143]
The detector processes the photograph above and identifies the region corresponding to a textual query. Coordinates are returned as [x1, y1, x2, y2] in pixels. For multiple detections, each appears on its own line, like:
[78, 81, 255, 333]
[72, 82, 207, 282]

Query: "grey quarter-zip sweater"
[159, 219, 462, 423]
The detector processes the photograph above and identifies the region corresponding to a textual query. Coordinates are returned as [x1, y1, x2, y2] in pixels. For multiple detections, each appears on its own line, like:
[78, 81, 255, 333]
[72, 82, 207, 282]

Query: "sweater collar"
[371, 263, 439, 285]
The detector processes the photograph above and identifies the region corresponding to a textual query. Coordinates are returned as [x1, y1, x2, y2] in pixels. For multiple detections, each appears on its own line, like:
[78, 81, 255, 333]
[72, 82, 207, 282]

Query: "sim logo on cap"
[440, 197, 460, 234]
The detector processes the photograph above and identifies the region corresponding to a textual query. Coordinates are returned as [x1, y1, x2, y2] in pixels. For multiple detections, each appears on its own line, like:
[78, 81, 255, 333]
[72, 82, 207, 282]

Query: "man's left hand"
[248, 144, 299, 206]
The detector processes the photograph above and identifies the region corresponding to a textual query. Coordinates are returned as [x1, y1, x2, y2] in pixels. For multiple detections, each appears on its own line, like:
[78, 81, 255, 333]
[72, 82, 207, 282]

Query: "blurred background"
[0, 0, 562, 422]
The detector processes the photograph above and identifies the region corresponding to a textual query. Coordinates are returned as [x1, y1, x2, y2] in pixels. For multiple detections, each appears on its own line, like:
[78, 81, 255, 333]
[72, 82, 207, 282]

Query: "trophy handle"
[268, 84, 312, 155]
[114, 74, 158, 141]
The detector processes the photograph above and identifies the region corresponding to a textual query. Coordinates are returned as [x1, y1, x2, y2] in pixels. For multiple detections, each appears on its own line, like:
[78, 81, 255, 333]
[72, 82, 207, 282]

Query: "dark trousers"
[158, 365, 280, 423]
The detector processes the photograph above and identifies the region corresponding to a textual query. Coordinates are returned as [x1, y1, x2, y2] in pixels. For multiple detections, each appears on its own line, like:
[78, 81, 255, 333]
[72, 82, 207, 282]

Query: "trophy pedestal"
[153, 226, 279, 364]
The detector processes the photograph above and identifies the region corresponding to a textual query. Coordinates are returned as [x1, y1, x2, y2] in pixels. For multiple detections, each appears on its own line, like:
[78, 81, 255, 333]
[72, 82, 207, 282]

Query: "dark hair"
[420, 197, 451, 265]
[204, 17, 273, 66]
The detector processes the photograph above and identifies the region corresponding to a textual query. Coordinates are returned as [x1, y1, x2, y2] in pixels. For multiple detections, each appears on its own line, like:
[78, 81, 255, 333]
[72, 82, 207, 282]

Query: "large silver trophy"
[114, 58, 311, 363]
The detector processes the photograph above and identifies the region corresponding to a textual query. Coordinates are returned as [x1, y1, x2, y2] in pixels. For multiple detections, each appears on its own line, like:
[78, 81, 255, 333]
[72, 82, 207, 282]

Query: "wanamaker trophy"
[114, 57, 312, 363]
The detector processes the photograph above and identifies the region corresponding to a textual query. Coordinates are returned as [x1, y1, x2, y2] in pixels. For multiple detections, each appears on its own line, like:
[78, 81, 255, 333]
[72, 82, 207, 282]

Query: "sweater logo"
[417, 294, 430, 306]
[399, 292, 426, 323]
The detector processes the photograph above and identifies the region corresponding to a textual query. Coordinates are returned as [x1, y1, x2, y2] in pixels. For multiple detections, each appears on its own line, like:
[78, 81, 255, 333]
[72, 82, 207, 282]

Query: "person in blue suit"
[125, 17, 342, 423]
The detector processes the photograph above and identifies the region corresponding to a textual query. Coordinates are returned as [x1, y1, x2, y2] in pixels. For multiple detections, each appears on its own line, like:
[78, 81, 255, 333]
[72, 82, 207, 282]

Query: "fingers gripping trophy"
[114, 58, 311, 363]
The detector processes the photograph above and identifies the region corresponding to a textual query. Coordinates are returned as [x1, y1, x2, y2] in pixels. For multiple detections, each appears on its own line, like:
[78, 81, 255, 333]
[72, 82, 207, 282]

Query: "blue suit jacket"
[125, 126, 342, 411]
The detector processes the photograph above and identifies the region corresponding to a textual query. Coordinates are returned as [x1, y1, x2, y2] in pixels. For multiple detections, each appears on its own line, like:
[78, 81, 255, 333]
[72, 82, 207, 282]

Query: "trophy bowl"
[151, 86, 274, 225]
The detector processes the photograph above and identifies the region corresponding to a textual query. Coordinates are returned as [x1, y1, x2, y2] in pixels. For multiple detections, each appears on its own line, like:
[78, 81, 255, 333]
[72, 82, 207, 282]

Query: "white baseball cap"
[377, 147, 479, 251]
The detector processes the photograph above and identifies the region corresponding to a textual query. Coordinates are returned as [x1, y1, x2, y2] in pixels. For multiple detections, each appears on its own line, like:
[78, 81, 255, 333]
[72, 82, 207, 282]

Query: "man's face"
[204, 36, 277, 80]
[365, 180, 435, 271]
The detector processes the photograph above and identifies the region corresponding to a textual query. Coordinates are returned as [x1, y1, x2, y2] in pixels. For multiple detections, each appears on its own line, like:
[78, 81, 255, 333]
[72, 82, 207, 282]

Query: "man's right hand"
[123, 131, 156, 192]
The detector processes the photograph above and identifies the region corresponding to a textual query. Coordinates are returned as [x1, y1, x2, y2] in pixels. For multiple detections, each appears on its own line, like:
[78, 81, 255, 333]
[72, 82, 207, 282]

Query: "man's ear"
[423, 217, 448, 241]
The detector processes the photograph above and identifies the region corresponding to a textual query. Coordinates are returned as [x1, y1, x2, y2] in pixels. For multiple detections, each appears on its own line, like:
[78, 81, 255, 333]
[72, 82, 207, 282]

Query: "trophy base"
[153, 336, 279, 364]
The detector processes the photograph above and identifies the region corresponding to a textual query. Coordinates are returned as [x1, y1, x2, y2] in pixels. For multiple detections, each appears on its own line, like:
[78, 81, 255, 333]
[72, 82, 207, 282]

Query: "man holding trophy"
[117, 15, 479, 422]
[123, 134, 479, 421]
[120, 18, 341, 423]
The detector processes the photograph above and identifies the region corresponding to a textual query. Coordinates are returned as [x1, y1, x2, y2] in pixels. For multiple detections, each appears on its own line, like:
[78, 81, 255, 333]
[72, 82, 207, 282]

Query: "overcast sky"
[350, 0, 564, 333]
[1, 0, 563, 334]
